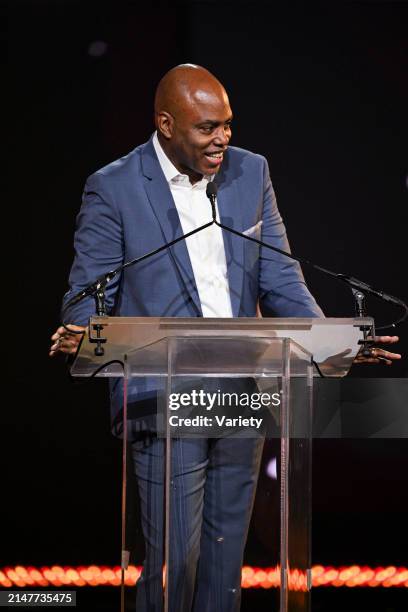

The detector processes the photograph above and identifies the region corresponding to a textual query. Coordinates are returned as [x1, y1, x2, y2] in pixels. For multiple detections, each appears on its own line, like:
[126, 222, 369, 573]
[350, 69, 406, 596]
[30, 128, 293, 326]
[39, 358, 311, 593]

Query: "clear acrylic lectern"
[71, 317, 372, 612]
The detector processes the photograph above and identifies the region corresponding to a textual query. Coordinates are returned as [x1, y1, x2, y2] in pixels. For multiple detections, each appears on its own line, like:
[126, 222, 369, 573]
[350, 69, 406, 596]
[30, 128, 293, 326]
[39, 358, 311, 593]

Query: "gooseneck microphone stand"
[62, 216, 216, 356]
[205, 182, 407, 355]
[63, 180, 407, 357]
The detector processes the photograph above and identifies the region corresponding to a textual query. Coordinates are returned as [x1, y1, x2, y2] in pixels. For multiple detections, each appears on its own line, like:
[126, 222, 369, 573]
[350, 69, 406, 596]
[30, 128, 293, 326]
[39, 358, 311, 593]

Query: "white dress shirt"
[153, 132, 233, 317]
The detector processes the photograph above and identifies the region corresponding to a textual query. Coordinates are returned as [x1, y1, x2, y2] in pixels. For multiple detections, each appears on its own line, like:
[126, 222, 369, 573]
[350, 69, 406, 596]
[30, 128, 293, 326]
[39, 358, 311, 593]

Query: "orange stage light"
[1, 565, 407, 589]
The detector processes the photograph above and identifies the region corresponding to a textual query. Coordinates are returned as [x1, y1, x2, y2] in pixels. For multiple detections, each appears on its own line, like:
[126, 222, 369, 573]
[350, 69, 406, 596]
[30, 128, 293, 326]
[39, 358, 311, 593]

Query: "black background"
[5, 1, 408, 610]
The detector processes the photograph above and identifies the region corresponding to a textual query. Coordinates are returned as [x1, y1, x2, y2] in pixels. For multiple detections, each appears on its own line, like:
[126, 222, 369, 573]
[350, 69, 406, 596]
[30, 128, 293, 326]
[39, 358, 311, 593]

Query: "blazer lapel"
[215, 157, 244, 317]
[141, 140, 203, 315]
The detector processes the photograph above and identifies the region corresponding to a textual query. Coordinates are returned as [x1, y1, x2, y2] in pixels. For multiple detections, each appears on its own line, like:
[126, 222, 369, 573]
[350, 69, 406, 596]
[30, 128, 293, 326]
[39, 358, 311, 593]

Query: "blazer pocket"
[242, 220, 263, 237]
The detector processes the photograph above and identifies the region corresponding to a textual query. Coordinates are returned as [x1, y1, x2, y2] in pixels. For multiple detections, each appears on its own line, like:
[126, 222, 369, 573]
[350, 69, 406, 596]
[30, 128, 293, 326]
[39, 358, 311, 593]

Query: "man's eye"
[200, 126, 213, 133]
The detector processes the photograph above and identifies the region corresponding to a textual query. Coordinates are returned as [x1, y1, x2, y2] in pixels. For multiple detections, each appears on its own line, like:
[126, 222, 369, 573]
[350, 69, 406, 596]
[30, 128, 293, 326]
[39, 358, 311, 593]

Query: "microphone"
[64, 178, 407, 339]
[63, 215, 215, 315]
[205, 183, 407, 331]
[206, 182, 218, 221]
[68, 184, 221, 318]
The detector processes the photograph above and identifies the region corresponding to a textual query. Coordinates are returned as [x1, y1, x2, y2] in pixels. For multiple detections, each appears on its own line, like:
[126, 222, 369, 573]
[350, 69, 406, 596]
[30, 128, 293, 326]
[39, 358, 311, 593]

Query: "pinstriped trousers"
[131, 434, 264, 612]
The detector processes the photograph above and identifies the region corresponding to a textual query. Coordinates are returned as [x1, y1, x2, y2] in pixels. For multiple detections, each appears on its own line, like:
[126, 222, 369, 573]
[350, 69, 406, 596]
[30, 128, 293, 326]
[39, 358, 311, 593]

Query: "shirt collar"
[152, 131, 213, 187]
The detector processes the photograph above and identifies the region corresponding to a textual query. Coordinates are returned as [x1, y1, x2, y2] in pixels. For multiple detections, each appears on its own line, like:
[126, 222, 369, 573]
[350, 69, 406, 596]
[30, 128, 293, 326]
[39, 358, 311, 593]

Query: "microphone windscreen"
[206, 181, 218, 198]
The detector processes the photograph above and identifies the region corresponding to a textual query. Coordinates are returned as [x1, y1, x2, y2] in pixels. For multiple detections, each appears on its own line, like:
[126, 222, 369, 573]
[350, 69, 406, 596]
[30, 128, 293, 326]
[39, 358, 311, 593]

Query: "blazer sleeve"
[258, 158, 324, 318]
[61, 172, 125, 326]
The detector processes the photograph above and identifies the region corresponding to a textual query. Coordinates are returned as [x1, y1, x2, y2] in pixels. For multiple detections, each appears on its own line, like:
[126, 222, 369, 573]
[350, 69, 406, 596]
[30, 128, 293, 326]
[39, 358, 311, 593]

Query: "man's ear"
[156, 111, 173, 140]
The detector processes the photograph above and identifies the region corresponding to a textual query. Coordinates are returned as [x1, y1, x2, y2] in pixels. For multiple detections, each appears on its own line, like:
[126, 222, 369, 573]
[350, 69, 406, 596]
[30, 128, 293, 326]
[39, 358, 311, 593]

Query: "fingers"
[374, 335, 399, 345]
[51, 326, 66, 342]
[355, 356, 392, 366]
[354, 354, 392, 365]
[355, 334, 401, 367]
[364, 335, 399, 344]
[49, 324, 86, 357]
[336, 349, 352, 358]
[371, 348, 401, 362]
[369, 346, 401, 360]
[49, 340, 78, 357]
[355, 346, 401, 366]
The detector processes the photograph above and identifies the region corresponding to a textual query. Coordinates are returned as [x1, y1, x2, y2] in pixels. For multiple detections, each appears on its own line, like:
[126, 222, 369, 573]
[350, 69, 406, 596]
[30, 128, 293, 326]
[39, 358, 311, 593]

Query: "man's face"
[160, 89, 233, 183]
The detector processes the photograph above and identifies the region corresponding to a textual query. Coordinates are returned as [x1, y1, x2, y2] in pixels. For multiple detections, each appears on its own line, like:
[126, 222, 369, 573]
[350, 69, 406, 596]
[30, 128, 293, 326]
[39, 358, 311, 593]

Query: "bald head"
[154, 64, 233, 184]
[154, 64, 228, 120]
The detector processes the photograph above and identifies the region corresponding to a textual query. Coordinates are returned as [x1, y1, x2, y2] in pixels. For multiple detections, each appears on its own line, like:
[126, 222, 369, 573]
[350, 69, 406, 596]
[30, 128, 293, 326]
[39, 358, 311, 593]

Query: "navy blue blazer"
[62, 136, 323, 427]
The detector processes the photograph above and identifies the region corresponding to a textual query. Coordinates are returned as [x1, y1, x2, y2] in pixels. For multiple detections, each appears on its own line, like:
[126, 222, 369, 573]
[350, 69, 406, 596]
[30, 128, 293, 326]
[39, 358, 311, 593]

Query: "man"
[50, 64, 400, 611]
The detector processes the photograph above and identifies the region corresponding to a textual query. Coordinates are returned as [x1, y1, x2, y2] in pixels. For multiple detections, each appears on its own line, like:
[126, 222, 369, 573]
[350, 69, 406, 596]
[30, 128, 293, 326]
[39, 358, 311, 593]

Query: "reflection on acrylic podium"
[72, 316, 370, 612]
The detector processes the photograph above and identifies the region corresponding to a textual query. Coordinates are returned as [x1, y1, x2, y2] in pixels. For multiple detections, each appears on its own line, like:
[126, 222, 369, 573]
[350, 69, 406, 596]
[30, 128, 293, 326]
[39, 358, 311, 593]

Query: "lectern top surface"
[70, 317, 372, 378]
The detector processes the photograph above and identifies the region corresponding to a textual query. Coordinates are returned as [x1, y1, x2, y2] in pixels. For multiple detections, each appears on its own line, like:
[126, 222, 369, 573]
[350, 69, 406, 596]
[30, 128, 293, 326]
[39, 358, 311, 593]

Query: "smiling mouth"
[204, 151, 225, 164]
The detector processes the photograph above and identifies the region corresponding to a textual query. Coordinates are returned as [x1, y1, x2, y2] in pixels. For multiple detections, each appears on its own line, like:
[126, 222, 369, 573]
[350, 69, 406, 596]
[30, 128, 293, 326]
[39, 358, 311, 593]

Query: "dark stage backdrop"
[5, 0, 408, 592]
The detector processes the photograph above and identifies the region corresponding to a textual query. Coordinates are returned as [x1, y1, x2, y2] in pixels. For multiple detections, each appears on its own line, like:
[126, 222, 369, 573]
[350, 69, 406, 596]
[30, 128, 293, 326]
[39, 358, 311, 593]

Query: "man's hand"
[49, 324, 86, 357]
[354, 335, 401, 366]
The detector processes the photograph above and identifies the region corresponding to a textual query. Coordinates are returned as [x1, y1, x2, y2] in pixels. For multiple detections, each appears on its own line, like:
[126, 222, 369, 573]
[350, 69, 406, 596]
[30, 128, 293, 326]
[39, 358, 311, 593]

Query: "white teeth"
[207, 153, 222, 158]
